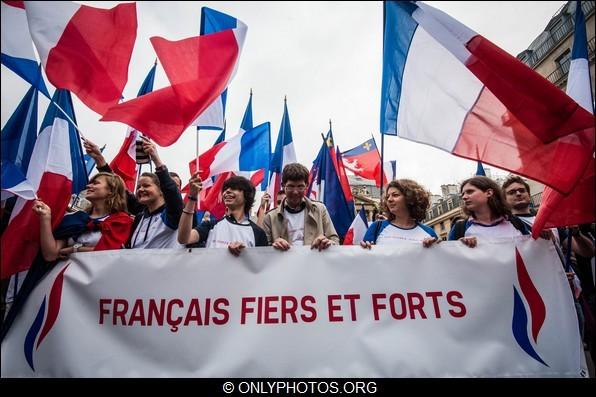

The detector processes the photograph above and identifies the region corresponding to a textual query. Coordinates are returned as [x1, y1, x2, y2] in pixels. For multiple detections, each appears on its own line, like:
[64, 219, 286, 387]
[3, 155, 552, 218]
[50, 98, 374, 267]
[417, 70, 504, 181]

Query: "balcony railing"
[522, 1, 595, 68]
[546, 36, 596, 86]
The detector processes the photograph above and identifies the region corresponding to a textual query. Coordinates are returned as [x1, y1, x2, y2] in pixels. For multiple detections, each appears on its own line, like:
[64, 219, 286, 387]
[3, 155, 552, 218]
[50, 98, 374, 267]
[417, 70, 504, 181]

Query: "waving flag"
[311, 138, 354, 240]
[192, 7, 240, 131]
[1, 1, 49, 97]
[341, 138, 387, 187]
[1, 90, 86, 280]
[1, 161, 36, 201]
[102, 13, 247, 147]
[532, 1, 595, 236]
[24, 1, 137, 115]
[344, 206, 369, 245]
[380, 1, 594, 195]
[1, 85, 39, 173]
[267, 99, 297, 203]
[189, 122, 271, 182]
[234, 91, 268, 191]
[109, 64, 157, 192]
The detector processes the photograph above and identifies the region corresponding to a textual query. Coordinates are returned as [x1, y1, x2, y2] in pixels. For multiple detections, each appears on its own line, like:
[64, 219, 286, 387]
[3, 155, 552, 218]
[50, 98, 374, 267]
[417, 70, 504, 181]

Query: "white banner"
[0, 237, 587, 377]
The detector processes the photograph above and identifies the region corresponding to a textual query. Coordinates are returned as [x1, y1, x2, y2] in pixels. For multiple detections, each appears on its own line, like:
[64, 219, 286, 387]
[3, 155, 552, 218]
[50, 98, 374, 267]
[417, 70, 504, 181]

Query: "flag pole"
[51, 101, 86, 140]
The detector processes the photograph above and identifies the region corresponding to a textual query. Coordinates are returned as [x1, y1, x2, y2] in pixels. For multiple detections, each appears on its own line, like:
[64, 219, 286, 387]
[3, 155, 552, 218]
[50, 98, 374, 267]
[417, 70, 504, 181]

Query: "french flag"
[192, 7, 240, 131]
[267, 99, 297, 204]
[532, 1, 595, 236]
[1, 1, 49, 97]
[341, 138, 387, 187]
[380, 1, 594, 196]
[189, 122, 271, 183]
[109, 63, 157, 192]
[1, 90, 87, 280]
[344, 206, 369, 246]
[102, 12, 247, 147]
[24, 1, 137, 115]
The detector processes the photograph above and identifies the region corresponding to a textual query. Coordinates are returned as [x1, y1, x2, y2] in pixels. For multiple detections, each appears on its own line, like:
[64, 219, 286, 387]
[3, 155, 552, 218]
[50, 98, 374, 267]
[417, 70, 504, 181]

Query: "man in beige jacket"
[263, 163, 339, 251]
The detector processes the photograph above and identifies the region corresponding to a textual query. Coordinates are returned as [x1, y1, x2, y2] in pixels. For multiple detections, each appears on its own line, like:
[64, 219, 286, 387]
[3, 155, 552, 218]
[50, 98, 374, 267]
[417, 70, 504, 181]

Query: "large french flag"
[380, 1, 594, 196]
[102, 12, 247, 147]
[23, 1, 137, 115]
[267, 99, 297, 203]
[189, 122, 271, 183]
[192, 7, 240, 131]
[532, 1, 595, 236]
[109, 64, 157, 192]
[1, 90, 86, 280]
[344, 206, 369, 246]
[341, 138, 387, 187]
[1, 1, 49, 97]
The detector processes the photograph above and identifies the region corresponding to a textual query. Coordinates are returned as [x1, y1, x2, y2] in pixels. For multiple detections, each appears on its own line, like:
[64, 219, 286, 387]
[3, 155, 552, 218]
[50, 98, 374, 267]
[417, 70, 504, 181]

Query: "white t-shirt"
[464, 218, 523, 239]
[284, 209, 305, 246]
[204, 217, 256, 248]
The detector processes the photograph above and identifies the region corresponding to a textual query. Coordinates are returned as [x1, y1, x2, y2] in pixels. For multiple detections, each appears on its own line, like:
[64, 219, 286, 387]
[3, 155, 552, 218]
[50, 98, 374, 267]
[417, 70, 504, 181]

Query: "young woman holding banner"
[448, 176, 529, 247]
[360, 179, 438, 249]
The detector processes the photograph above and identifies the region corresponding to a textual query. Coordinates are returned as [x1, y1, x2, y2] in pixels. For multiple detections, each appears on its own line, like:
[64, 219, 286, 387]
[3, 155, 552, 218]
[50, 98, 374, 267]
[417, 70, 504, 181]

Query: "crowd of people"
[1, 136, 594, 371]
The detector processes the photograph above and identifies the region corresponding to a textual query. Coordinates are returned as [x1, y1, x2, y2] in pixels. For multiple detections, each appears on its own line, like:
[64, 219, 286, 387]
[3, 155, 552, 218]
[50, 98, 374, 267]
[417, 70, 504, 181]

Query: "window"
[556, 49, 571, 73]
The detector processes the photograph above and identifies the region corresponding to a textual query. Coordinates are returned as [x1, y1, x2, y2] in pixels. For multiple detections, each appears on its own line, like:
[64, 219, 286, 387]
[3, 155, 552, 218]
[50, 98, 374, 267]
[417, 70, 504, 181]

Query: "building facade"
[348, 175, 381, 222]
[517, 1, 595, 100]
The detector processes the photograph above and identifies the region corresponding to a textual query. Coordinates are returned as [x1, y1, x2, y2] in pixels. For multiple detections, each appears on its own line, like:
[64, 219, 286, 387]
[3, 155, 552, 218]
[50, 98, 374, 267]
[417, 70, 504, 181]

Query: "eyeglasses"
[506, 188, 527, 195]
[284, 185, 307, 192]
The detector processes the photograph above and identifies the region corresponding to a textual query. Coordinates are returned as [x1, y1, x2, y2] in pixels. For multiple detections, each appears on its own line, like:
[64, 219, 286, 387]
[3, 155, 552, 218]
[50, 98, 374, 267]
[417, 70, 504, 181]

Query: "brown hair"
[382, 179, 430, 222]
[282, 163, 309, 185]
[89, 172, 128, 214]
[139, 172, 160, 188]
[501, 175, 530, 195]
[460, 176, 510, 218]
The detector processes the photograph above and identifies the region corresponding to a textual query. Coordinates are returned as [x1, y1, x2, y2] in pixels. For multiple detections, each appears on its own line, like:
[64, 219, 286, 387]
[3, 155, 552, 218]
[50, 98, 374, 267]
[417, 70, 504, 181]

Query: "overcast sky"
[1, 1, 566, 195]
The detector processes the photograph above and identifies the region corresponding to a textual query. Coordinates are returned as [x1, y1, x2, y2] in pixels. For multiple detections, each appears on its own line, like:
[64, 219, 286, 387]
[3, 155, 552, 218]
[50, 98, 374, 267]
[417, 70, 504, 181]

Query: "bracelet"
[187, 196, 198, 201]
[182, 209, 194, 215]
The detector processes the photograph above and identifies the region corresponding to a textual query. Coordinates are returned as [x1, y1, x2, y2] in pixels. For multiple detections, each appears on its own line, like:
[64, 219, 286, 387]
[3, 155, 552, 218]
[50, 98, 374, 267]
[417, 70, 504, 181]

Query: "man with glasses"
[263, 163, 339, 251]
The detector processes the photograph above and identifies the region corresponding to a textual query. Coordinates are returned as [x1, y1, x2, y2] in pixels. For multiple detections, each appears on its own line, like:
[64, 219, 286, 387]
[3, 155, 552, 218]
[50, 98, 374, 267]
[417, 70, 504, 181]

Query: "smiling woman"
[31, 172, 133, 262]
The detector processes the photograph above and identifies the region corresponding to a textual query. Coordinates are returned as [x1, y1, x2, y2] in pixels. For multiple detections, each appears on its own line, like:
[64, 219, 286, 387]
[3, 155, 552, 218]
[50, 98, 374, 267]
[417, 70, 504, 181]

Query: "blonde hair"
[88, 172, 128, 214]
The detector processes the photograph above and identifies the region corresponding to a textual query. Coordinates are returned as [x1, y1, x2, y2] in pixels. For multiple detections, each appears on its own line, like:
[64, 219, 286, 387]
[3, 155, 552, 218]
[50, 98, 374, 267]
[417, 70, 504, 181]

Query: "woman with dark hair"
[32, 172, 133, 260]
[361, 179, 438, 248]
[448, 176, 529, 247]
[178, 174, 268, 255]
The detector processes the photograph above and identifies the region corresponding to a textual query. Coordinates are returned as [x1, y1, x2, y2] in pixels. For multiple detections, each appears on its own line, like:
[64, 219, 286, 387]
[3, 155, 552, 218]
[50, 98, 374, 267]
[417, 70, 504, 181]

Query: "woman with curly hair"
[448, 176, 529, 248]
[360, 179, 438, 248]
